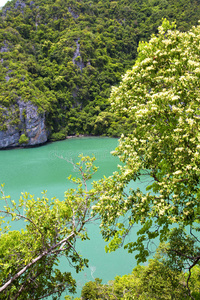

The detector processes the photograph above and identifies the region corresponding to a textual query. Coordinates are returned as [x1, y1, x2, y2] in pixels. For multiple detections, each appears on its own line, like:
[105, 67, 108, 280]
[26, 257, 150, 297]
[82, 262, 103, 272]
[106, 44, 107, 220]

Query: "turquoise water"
[0, 137, 143, 297]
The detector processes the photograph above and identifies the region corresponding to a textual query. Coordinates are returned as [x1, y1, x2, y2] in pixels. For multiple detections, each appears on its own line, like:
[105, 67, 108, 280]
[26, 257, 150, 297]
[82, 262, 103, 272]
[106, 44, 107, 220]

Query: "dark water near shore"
[0, 137, 147, 297]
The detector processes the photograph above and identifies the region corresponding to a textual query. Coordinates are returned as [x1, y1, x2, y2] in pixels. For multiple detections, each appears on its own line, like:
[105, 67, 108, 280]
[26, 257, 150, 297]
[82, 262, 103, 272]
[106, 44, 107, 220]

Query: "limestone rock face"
[0, 126, 20, 149]
[0, 100, 48, 149]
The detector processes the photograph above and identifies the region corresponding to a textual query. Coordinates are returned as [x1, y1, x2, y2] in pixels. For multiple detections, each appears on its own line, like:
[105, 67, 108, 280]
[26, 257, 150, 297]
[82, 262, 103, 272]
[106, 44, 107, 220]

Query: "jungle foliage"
[79, 262, 200, 300]
[92, 19, 200, 298]
[1, 0, 200, 138]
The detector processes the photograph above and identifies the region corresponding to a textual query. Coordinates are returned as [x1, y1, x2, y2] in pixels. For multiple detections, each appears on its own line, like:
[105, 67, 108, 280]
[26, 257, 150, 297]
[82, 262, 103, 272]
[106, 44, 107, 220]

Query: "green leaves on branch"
[0, 156, 99, 299]
[94, 20, 200, 282]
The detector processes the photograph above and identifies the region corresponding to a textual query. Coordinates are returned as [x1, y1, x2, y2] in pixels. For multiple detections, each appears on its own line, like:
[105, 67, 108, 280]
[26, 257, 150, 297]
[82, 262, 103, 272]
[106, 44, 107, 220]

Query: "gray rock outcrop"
[68, 7, 79, 19]
[72, 39, 85, 71]
[0, 126, 20, 149]
[0, 100, 48, 149]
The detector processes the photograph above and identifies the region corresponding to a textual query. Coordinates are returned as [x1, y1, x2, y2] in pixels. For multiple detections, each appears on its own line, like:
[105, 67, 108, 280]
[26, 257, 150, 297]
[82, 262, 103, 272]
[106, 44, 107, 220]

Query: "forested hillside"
[1, 0, 200, 147]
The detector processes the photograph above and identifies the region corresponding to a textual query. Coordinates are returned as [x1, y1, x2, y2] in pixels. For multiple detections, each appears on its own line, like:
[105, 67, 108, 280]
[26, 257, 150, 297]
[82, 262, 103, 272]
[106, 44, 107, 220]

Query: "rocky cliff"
[0, 100, 48, 149]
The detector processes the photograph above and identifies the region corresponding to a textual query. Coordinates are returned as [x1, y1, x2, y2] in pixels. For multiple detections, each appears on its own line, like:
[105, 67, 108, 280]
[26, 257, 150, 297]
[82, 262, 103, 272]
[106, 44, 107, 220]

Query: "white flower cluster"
[97, 22, 200, 252]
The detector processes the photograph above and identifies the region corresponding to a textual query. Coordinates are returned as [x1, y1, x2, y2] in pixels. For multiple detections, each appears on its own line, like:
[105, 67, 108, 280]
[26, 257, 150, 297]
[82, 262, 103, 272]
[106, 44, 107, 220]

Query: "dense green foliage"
[79, 261, 200, 299]
[93, 20, 200, 296]
[1, 0, 200, 138]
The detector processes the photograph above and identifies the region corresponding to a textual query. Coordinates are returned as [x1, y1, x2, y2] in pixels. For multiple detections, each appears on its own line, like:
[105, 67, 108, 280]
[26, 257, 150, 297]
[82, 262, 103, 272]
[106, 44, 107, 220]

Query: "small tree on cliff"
[94, 20, 200, 288]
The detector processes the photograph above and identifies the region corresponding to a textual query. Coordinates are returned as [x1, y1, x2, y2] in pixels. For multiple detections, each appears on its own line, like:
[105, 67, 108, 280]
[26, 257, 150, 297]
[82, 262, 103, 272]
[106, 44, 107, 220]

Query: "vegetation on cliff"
[1, 0, 200, 141]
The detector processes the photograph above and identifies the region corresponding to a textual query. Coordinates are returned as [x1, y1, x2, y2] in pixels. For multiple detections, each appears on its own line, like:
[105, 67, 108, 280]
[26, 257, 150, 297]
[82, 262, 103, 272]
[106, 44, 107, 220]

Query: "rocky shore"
[0, 100, 48, 149]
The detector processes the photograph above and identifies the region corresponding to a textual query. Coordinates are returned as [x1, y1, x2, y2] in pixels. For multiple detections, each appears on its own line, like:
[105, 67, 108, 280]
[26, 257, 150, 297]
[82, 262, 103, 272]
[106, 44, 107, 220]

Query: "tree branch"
[186, 256, 200, 300]
[0, 231, 75, 292]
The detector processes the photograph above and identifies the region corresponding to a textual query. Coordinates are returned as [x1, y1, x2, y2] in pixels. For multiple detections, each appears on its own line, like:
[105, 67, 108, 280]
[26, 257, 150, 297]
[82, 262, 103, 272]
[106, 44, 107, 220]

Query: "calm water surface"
[0, 137, 145, 297]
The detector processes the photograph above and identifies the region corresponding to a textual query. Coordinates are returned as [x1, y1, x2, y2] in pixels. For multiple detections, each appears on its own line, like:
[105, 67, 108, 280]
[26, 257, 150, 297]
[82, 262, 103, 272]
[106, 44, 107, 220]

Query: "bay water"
[0, 137, 146, 297]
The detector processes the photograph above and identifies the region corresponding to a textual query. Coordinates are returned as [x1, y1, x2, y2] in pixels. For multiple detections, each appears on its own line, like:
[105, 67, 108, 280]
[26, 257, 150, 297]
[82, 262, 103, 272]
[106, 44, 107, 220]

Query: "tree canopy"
[80, 262, 200, 300]
[0, 155, 99, 299]
[94, 19, 200, 281]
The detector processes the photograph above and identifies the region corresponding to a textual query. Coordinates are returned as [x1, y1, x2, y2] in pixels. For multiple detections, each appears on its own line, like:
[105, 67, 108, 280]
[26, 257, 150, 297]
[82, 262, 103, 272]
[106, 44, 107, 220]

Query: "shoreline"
[0, 134, 119, 151]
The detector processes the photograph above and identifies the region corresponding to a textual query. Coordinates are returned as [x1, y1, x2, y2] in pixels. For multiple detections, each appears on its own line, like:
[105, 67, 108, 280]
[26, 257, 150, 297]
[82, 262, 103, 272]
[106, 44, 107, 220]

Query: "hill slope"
[0, 0, 200, 147]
